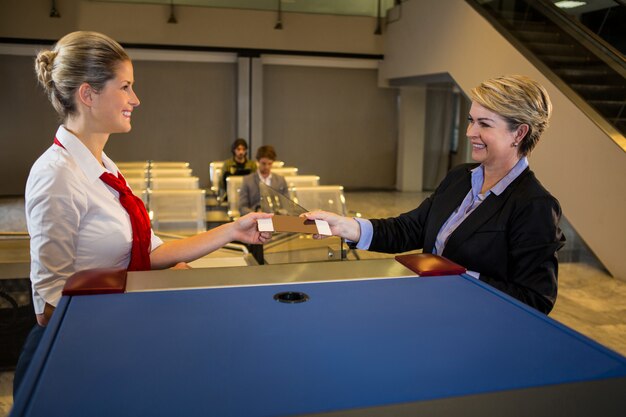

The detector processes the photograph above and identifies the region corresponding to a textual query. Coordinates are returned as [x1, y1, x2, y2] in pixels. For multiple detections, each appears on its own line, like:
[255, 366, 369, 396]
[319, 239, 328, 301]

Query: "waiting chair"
[285, 175, 319, 199]
[284, 175, 319, 188]
[272, 167, 298, 177]
[149, 168, 193, 177]
[118, 168, 148, 178]
[209, 161, 224, 196]
[145, 189, 206, 235]
[117, 162, 148, 170]
[125, 177, 147, 198]
[149, 176, 199, 190]
[117, 161, 190, 170]
[225, 175, 245, 219]
[290, 185, 347, 216]
[150, 162, 189, 169]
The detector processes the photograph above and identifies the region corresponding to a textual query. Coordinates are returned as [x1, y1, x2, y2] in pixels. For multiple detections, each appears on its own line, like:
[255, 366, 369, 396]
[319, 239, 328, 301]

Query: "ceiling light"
[554, 1, 587, 9]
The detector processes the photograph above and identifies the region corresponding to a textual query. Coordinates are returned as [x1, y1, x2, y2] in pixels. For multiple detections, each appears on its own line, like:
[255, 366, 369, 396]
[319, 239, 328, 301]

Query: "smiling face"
[90, 60, 140, 134]
[466, 102, 522, 171]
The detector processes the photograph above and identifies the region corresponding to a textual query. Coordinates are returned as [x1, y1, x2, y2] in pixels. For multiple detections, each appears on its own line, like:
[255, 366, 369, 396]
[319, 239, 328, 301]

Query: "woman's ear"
[515, 124, 529, 142]
[77, 83, 95, 107]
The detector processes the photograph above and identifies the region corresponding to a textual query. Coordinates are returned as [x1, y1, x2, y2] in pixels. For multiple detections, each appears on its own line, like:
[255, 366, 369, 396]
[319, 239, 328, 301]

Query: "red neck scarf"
[54, 137, 152, 271]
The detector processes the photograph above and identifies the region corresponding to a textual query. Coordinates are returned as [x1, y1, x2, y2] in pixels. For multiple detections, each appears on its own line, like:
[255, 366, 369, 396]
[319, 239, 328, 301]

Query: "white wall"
[0, 0, 383, 55]
[380, 0, 626, 280]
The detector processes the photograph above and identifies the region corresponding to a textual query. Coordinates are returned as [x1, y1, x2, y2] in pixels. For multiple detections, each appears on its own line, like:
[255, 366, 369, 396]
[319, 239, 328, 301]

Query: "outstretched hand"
[171, 262, 192, 270]
[301, 210, 361, 242]
[232, 212, 274, 244]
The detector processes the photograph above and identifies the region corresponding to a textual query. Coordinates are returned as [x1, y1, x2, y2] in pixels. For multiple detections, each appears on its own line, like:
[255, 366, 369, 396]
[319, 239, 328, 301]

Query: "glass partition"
[258, 182, 353, 264]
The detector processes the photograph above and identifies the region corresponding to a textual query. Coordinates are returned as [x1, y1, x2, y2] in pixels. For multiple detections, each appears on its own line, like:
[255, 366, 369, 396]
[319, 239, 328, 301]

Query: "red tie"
[54, 137, 152, 271]
[100, 172, 152, 271]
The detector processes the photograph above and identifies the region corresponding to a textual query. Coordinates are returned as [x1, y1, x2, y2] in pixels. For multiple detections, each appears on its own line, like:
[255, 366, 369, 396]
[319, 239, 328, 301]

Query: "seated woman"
[15, 31, 272, 394]
[306, 75, 565, 315]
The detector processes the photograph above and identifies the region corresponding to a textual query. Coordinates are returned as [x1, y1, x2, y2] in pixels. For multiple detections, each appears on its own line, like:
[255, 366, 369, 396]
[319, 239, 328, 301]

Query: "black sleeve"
[367, 164, 469, 254]
[368, 197, 433, 253]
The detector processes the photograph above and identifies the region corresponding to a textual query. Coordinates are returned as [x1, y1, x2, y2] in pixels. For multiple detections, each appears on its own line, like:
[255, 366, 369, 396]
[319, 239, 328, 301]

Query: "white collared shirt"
[25, 126, 163, 313]
[258, 172, 273, 186]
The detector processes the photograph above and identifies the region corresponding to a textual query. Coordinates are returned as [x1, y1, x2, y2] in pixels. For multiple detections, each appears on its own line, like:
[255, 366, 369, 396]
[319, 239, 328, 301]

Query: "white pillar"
[396, 87, 426, 191]
[250, 57, 264, 150]
[237, 57, 251, 144]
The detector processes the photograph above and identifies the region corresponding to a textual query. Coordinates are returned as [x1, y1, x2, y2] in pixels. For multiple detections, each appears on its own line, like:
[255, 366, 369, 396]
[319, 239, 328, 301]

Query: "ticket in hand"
[257, 215, 332, 236]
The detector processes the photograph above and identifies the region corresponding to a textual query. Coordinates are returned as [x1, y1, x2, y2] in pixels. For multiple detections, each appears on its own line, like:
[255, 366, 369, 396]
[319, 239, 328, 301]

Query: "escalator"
[467, 0, 626, 140]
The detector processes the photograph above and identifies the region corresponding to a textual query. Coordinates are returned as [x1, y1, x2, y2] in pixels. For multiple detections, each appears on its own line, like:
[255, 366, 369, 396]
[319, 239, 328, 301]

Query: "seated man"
[238, 145, 288, 265]
[239, 145, 288, 215]
[222, 138, 257, 193]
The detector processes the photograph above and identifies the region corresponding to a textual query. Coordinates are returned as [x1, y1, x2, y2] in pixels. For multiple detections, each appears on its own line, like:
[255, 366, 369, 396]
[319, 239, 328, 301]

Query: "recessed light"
[554, 1, 587, 9]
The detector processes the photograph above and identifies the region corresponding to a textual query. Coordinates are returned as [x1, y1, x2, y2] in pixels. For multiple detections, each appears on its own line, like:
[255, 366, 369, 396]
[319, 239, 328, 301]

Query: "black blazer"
[369, 163, 565, 314]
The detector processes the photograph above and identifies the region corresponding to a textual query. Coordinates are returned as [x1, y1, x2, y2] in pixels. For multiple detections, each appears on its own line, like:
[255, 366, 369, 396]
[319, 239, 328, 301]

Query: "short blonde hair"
[34, 31, 129, 121]
[471, 75, 552, 156]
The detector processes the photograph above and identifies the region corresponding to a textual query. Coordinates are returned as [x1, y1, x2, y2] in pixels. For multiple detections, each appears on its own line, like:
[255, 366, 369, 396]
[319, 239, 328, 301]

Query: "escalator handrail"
[529, 0, 626, 79]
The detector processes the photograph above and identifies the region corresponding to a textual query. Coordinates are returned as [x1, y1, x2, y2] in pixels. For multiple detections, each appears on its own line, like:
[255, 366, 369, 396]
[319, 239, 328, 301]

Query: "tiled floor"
[0, 373, 11, 417]
[1, 191, 625, 415]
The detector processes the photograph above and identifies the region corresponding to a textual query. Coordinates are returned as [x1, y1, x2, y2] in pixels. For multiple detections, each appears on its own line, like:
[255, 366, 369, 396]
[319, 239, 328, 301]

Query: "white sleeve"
[26, 166, 88, 313]
[150, 229, 163, 252]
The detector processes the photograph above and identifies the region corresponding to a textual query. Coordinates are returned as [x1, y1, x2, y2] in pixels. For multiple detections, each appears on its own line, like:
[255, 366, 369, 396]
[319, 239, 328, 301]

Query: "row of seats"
[116, 162, 190, 170]
[115, 160, 350, 237]
[126, 177, 200, 191]
[118, 161, 207, 235]
[144, 189, 206, 235]
[117, 161, 199, 194]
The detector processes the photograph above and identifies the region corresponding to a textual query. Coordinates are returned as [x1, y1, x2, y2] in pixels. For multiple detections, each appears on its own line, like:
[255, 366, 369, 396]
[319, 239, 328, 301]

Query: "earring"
[512, 142, 518, 147]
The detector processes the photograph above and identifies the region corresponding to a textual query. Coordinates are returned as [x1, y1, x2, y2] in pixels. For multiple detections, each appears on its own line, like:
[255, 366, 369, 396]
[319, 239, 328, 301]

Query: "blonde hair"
[34, 31, 129, 121]
[471, 75, 552, 156]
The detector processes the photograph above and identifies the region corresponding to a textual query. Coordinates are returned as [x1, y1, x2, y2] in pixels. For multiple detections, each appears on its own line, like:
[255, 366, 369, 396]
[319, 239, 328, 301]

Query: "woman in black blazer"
[306, 75, 565, 314]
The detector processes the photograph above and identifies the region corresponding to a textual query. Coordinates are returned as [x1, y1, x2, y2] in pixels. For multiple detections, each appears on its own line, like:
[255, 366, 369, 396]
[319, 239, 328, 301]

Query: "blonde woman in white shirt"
[15, 31, 272, 394]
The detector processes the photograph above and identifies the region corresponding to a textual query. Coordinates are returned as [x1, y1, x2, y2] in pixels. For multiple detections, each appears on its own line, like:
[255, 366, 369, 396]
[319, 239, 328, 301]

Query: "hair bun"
[35, 49, 58, 90]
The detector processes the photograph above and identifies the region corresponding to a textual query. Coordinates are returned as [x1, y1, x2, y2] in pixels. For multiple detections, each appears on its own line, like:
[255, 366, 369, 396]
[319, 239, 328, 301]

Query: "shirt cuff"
[347, 218, 373, 250]
[466, 270, 480, 279]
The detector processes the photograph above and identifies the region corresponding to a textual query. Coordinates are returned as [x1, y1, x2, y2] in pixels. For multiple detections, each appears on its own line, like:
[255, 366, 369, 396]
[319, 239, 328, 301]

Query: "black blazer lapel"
[423, 167, 473, 252]
[442, 168, 530, 257]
